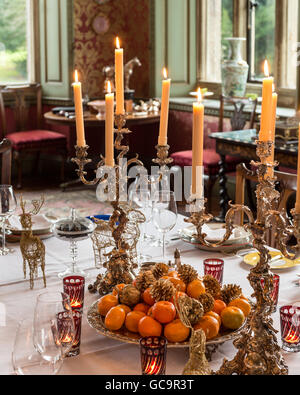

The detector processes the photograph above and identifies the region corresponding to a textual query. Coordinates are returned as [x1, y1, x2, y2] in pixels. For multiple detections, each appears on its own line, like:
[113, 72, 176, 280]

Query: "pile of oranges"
[97, 270, 251, 344]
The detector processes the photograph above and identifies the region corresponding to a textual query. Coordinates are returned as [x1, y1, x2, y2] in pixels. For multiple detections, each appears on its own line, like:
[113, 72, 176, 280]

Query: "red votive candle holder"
[140, 336, 167, 375]
[280, 305, 300, 353]
[260, 274, 280, 312]
[57, 309, 82, 357]
[203, 258, 224, 285]
[63, 276, 85, 310]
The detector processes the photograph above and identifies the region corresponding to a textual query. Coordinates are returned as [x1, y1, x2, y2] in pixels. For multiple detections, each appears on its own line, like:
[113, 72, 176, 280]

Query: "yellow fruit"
[221, 307, 245, 330]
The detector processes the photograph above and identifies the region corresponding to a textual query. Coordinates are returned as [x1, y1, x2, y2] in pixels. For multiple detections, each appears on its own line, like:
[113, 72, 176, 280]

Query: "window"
[248, 0, 276, 81]
[0, 0, 31, 84]
[222, 0, 234, 59]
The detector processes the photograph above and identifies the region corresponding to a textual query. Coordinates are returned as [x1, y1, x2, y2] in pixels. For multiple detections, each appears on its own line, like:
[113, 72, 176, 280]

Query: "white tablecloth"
[1, 215, 300, 375]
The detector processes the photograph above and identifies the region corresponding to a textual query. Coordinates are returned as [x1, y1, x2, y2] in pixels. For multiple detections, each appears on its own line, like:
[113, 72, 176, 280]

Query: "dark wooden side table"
[209, 129, 298, 220]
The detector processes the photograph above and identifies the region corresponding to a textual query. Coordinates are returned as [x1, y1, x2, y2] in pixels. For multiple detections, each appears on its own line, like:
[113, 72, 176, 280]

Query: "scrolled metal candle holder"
[152, 144, 173, 168]
[72, 113, 145, 295]
[185, 140, 300, 375]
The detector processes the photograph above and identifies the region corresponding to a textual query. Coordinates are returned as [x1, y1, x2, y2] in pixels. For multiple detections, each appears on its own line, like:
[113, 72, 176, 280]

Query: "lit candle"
[268, 89, 278, 177]
[259, 60, 274, 142]
[158, 68, 171, 146]
[105, 81, 115, 167]
[192, 88, 204, 196]
[73, 70, 86, 147]
[115, 37, 124, 115]
[295, 124, 300, 213]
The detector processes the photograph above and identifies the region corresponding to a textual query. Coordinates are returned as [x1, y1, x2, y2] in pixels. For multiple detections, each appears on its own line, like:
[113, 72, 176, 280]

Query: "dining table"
[1, 214, 300, 375]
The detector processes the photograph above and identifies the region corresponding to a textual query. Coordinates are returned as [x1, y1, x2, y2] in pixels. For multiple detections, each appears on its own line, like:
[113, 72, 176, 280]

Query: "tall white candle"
[158, 68, 171, 146]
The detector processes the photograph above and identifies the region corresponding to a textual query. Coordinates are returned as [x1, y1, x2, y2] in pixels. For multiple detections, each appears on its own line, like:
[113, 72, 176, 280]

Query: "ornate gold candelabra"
[186, 140, 300, 375]
[72, 113, 146, 295]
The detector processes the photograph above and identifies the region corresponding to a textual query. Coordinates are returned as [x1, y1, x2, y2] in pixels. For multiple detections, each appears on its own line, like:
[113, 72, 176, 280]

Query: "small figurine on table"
[19, 196, 46, 289]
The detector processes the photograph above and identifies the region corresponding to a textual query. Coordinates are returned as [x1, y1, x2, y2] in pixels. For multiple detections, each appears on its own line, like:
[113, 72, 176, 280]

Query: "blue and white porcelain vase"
[221, 38, 249, 97]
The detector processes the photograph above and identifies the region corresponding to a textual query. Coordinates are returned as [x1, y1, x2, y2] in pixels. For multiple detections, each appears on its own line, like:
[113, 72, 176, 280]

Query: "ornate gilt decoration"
[185, 140, 300, 375]
[19, 196, 46, 290]
[72, 113, 145, 295]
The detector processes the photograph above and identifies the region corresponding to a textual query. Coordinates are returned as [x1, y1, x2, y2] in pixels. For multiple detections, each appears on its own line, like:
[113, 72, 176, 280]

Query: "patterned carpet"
[14, 188, 112, 219]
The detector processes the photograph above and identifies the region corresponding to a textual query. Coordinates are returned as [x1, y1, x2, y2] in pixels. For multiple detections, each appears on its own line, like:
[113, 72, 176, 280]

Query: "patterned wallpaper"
[74, 0, 150, 99]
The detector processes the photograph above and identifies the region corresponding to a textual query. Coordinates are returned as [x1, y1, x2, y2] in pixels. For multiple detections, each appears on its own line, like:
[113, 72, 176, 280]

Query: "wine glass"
[129, 188, 152, 263]
[152, 191, 177, 261]
[12, 318, 63, 375]
[0, 185, 17, 255]
[33, 292, 75, 363]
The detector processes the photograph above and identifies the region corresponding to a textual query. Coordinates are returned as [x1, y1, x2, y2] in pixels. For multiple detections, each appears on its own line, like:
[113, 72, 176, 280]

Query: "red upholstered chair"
[0, 84, 67, 188]
[171, 95, 258, 211]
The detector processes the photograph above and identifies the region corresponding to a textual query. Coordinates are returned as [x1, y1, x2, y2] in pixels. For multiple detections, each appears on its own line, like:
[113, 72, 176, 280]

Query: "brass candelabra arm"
[268, 209, 300, 261]
[72, 145, 106, 186]
[152, 144, 174, 167]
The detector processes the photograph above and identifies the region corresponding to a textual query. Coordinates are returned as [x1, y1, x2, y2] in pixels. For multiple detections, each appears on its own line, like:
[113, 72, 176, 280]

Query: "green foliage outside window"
[0, 0, 28, 83]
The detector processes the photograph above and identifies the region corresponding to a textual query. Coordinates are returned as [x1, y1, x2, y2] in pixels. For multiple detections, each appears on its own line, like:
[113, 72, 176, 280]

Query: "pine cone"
[178, 264, 198, 284]
[203, 275, 221, 299]
[135, 270, 156, 292]
[198, 293, 215, 313]
[152, 263, 170, 280]
[177, 294, 204, 325]
[220, 284, 242, 305]
[150, 278, 175, 302]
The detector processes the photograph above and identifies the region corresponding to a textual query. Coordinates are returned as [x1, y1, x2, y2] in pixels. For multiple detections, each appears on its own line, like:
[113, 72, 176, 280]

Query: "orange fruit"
[98, 294, 118, 316]
[164, 319, 190, 343]
[117, 304, 131, 315]
[187, 279, 206, 299]
[240, 294, 249, 301]
[138, 316, 162, 337]
[125, 311, 145, 333]
[168, 271, 179, 278]
[112, 283, 126, 296]
[152, 301, 176, 324]
[228, 298, 251, 317]
[134, 303, 150, 314]
[142, 288, 155, 306]
[213, 299, 227, 315]
[147, 306, 154, 317]
[194, 316, 219, 340]
[168, 277, 186, 292]
[221, 306, 245, 330]
[205, 311, 221, 327]
[104, 306, 126, 331]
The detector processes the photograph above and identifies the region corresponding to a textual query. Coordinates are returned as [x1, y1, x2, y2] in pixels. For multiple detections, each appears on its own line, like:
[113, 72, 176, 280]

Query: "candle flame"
[74, 70, 79, 83]
[116, 37, 120, 49]
[107, 80, 112, 94]
[162, 67, 168, 79]
[197, 88, 202, 103]
[264, 60, 270, 78]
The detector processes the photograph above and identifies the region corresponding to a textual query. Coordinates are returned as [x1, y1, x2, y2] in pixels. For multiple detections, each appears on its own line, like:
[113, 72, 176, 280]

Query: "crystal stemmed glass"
[152, 191, 177, 262]
[129, 189, 152, 263]
[33, 292, 75, 364]
[12, 318, 63, 375]
[0, 185, 17, 255]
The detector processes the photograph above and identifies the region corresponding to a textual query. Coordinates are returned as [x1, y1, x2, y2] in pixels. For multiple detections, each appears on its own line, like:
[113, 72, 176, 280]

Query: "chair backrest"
[218, 95, 258, 133]
[0, 83, 42, 135]
[235, 162, 297, 247]
[0, 138, 12, 185]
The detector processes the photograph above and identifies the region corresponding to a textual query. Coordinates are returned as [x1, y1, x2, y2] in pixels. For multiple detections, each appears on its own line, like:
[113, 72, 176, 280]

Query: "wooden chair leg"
[14, 151, 22, 189]
[207, 175, 217, 213]
[60, 153, 66, 183]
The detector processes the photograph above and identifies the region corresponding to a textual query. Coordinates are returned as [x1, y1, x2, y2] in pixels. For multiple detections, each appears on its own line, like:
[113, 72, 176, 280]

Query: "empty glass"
[152, 191, 177, 261]
[12, 318, 63, 375]
[33, 292, 75, 363]
[0, 185, 17, 255]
